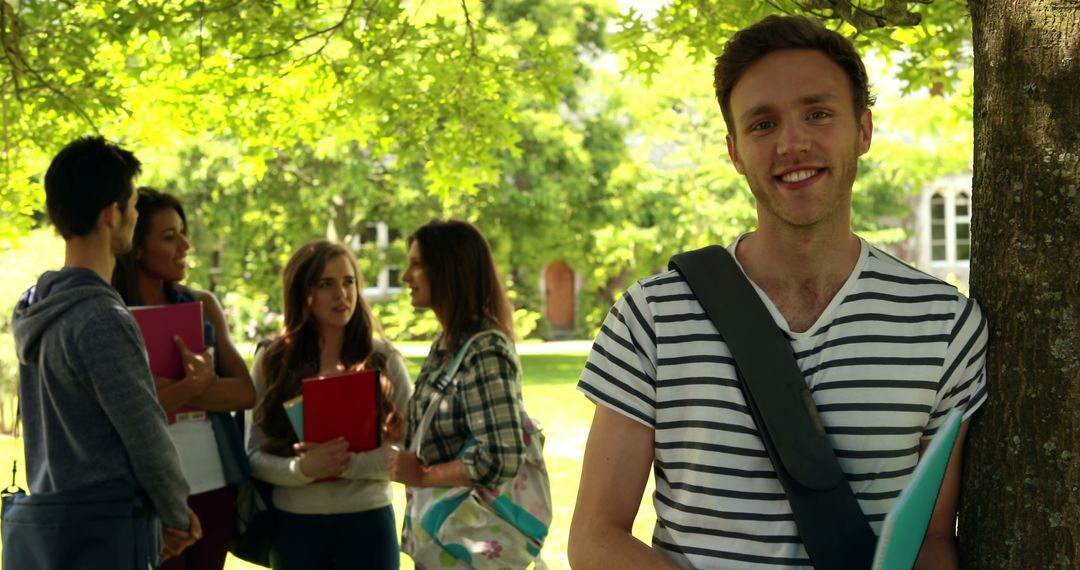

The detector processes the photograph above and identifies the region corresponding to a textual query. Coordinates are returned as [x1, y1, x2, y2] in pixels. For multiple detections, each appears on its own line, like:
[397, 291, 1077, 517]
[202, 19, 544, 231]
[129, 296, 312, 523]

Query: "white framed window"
[930, 192, 947, 262]
[359, 222, 402, 300]
[955, 192, 971, 261]
[917, 174, 973, 288]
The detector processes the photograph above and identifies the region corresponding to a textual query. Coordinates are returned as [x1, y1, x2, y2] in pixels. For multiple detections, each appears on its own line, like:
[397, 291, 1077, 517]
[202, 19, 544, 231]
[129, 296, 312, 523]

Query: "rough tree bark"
[960, 0, 1079, 567]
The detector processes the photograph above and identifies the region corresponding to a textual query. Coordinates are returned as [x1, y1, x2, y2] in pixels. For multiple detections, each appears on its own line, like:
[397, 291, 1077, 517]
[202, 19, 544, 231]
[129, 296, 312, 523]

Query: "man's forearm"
[568, 524, 680, 570]
[84, 320, 191, 529]
[914, 535, 958, 570]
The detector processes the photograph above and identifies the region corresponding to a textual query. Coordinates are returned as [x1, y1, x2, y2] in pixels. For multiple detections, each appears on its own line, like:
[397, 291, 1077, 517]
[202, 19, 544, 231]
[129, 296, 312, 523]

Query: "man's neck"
[734, 224, 861, 333]
[739, 227, 859, 286]
[64, 234, 116, 284]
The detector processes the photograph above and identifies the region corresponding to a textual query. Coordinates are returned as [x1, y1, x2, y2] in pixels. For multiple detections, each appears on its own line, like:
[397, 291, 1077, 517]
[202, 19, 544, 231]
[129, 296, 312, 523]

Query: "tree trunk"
[960, 1, 1079, 567]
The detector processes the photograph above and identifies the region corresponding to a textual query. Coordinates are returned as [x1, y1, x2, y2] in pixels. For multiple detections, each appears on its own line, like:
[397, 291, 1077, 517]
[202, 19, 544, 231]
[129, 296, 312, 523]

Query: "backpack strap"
[669, 245, 876, 569]
[409, 331, 492, 456]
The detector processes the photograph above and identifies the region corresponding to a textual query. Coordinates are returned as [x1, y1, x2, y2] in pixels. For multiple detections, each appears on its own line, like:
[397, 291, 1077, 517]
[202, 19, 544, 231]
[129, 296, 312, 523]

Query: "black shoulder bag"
[669, 245, 876, 569]
[229, 341, 276, 567]
[2, 413, 159, 569]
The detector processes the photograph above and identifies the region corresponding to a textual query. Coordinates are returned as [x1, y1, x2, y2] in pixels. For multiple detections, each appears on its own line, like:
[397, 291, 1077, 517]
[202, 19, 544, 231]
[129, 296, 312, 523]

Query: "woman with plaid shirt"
[388, 219, 527, 492]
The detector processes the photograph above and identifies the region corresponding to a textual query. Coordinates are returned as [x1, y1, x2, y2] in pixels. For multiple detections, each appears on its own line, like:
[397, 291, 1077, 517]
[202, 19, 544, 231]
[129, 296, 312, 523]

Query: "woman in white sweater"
[245, 240, 412, 569]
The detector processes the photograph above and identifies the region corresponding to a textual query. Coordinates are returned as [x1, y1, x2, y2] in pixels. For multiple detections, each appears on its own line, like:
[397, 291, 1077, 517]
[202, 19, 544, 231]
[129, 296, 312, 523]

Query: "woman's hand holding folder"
[295, 437, 350, 480]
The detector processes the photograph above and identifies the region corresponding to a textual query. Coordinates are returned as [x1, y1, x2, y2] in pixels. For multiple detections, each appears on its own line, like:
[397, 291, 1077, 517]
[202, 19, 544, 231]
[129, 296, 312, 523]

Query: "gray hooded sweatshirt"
[12, 267, 190, 529]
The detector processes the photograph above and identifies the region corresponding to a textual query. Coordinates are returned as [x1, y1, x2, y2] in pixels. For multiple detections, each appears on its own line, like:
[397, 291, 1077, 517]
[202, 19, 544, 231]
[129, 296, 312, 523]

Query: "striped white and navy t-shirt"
[578, 238, 989, 569]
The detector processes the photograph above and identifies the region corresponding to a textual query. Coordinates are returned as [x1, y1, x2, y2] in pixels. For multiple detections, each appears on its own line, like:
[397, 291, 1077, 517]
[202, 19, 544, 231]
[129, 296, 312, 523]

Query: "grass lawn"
[0, 349, 658, 569]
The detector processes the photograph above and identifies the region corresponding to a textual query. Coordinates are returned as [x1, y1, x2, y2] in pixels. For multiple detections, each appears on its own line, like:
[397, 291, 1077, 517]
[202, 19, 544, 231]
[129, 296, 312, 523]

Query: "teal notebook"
[871, 407, 964, 569]
[284, 395, 304, 441]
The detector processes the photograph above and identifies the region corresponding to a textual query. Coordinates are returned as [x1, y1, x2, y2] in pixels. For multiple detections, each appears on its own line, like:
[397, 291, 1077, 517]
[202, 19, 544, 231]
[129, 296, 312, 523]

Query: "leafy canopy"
[0, 0, 972, 343]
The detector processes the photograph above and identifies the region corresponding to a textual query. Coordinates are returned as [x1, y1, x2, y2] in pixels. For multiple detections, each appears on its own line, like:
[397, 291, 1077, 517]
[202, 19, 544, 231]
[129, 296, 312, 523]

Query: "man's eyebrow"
[738, 93, 841, 124]
[739, 104, 774, 124]
[798, 92, 839, 106]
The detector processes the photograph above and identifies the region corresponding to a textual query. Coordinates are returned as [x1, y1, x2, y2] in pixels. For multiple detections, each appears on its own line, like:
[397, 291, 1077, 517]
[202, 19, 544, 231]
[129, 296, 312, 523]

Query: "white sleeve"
[245, 350, 314, 486]
[577, 282, 659, 428]
[925, 295, 989, 438]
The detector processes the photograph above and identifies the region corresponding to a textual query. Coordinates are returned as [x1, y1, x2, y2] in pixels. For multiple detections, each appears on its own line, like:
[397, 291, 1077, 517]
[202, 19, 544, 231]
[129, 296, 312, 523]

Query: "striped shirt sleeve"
[578, 281, 659, 428]
[926, 295, 990, 437]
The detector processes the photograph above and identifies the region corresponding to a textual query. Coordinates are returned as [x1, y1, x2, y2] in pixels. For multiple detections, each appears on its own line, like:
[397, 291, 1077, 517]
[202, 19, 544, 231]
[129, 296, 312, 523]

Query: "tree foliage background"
[1, 0, 973, 372]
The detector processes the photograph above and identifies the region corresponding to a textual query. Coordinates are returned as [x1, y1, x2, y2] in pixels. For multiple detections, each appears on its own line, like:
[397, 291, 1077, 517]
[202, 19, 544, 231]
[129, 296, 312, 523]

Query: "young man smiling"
[570, 15, 987, 569]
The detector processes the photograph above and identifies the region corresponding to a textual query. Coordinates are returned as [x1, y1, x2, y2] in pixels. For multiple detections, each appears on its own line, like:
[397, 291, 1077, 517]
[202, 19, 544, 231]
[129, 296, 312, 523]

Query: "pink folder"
[129, 302, 206, 424]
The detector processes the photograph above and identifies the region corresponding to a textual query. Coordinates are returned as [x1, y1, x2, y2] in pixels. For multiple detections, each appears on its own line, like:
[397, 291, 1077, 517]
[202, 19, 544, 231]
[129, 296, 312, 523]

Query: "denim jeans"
[271, 505, 399, 570]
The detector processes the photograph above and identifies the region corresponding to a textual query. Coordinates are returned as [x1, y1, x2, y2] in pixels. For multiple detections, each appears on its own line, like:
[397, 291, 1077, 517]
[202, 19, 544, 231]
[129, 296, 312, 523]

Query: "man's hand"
[387, 447, 429, 486]
[160, 508, 202, 562]
[295, 438, 350, 479]
[913, 419, 971, 570]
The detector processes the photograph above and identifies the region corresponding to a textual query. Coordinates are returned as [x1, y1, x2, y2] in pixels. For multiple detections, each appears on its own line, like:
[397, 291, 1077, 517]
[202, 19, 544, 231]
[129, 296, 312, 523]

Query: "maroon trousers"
[159, 486, 236, 570]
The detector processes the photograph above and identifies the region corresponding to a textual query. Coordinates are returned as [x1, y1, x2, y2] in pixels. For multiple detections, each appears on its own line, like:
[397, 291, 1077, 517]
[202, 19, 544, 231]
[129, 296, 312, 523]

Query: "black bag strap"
[4, 403, 22, 496]
[669, 245, 876, 569]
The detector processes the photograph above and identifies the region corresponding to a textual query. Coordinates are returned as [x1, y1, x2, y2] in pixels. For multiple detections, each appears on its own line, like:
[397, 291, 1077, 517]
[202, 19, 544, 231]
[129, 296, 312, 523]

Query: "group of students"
[11, 13, 990, 570]
[11, 137, 530, 569]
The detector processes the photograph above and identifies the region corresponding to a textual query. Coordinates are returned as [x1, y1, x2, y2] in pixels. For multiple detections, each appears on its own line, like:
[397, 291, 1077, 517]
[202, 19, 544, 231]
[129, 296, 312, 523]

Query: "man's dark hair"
[44, 136, 142, 239]
[713, 15, 876, 136]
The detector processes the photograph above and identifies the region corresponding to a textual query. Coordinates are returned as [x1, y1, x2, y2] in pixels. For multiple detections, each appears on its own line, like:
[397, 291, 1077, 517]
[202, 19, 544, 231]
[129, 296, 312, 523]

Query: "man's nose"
[777, 120, 811, 156]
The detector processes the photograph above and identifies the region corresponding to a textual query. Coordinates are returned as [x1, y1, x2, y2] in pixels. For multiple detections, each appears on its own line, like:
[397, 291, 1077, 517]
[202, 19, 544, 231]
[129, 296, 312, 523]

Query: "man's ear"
[726, 133, 745, 175]
[857, 108, 873, 156]
[99, 201, 120, 231]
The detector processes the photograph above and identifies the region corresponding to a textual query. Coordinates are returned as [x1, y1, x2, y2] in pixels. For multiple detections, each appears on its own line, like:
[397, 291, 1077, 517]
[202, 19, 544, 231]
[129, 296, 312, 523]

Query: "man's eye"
[750, 120, 774, 132]
[809, 111, 830, 120]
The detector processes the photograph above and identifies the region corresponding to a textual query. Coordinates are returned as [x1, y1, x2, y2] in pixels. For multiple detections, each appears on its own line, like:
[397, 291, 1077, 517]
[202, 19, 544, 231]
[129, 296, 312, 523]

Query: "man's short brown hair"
[713, 15, 875, 136]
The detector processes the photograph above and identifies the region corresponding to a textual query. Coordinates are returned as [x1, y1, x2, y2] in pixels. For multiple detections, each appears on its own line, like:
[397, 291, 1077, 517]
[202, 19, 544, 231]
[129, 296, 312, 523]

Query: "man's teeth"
[781, 169, 818, 183]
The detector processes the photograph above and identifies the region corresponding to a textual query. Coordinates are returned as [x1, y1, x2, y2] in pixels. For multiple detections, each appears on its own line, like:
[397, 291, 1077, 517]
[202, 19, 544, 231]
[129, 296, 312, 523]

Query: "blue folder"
[284, 396, 304, 441]
[871, 407, 964, 569]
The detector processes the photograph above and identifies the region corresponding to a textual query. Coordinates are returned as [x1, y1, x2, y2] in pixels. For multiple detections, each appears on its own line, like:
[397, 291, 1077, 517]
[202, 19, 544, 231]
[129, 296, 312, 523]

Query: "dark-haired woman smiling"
[112, 187, 255, 570]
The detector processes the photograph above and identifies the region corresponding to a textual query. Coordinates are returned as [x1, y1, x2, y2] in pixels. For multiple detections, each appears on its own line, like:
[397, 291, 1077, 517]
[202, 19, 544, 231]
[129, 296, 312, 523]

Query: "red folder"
[129, 302, 206, 424]
[301, 369, 381, 453]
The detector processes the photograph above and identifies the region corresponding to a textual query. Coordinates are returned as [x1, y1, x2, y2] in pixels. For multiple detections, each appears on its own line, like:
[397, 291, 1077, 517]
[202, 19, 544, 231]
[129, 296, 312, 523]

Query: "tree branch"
[1, 0, 24, 97]
[0, 3, 100, 134]
[242, 0, 358, 62]
[21, 64, 102, 135]
[461, 0, 478, 58]
[441, 0, 480, 108]
[794, 0, 923, 31]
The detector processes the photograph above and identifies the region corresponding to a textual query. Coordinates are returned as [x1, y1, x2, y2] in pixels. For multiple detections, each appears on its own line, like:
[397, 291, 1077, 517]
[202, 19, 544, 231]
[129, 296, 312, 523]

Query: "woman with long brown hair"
[388, 219, 532, 539]
[112, 187, 253, 570]
[245, 239, 411, 569]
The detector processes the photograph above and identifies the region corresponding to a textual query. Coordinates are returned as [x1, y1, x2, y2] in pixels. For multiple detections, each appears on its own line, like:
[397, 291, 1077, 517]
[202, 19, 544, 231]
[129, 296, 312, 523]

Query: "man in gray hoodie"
[10, 136, 201, 567]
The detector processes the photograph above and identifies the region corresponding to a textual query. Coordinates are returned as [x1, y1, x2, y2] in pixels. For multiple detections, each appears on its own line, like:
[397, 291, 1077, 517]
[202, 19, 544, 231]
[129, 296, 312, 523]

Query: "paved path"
[397, 339, 592, 357]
